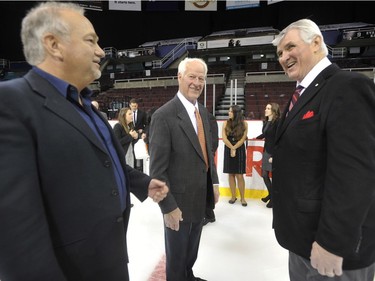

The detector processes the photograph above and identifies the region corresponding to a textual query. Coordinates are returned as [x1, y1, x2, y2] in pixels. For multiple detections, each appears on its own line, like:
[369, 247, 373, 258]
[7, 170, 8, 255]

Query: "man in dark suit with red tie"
[271, 19, 375, 280]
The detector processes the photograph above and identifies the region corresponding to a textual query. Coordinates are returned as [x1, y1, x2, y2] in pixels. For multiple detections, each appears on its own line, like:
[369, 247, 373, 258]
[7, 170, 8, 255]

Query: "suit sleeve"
[316, 74, 375, 257]
[148, 111, 177, 214]
[113, 123, 133, 148]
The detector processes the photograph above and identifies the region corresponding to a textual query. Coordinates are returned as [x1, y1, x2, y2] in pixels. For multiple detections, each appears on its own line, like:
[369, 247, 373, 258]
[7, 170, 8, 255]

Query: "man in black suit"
[0, 2, 168, 281]
[149, 57, 220, 281]
[130, 98, 148, 171]
[272, 19, 375, 280]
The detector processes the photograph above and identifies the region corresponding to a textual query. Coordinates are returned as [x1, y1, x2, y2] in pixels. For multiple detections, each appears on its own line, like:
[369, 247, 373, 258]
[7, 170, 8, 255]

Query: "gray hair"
[178, 57, 208, 77]
[272, 19, 328, 56]
[21, 2, 85, 65]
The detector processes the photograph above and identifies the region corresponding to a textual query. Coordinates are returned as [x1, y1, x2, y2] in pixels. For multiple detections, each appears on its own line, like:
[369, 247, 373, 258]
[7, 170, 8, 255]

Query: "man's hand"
[147, 179, 168, 203]
[310, 241, 343, 278]
[164, 208, 183, 231]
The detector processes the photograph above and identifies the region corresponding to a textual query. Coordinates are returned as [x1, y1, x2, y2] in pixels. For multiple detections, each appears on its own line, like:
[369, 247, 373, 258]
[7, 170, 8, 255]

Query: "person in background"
[247, 111, 256, 120]
[272, 18, 375, 280]
[222, 105, 248, 207]
[143, 107, 158, 146]
[91, 100, 108, 120]
[149, 57, 220, 281]
[0, 2, 168, 281]
[255, 102, 280, 208]
[129, 98, 147, 171]
[203, 111, 219, 225]
[113, 107, 138, 168]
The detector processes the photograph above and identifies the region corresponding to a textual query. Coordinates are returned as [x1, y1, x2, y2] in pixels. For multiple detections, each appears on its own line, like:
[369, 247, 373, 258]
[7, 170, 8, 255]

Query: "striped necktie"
[289, 85, 304, 111]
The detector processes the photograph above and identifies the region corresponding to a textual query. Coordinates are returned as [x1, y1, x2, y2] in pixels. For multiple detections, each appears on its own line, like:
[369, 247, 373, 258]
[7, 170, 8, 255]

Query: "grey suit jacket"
[0, 69, 151, 281]
[149, 95, 218, 222]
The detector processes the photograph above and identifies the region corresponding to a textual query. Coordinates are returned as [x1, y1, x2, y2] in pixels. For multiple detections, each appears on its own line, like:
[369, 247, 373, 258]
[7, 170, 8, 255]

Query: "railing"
[327, 45, 347, 58]
[113, 73, 225, 89]
[152, 38, 197, 69]
[245, 67, 375, 83]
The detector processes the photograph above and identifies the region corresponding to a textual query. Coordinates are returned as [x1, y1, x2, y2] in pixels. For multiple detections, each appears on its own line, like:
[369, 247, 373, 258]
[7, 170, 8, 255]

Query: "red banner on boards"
[246, 140, 264, 177]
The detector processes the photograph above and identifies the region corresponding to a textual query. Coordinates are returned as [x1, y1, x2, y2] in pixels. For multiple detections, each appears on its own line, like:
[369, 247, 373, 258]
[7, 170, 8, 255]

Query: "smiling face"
[178, 60, 206, 104]
[228, 107, 234, 119]
[276, 28, 322, 82]
[57, 9, 105, 90]
[265, 104, 273, 119]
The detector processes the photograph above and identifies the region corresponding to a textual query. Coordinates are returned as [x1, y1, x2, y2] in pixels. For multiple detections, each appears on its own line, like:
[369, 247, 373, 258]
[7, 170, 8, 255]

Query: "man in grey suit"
[272, 19, 375, 280]
[149, 57, 220, 281]
[0, 2, 168, 281]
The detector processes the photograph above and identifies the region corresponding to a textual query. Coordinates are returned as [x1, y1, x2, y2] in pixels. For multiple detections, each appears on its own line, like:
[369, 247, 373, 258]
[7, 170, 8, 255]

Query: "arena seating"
[244, 82, 295, 119]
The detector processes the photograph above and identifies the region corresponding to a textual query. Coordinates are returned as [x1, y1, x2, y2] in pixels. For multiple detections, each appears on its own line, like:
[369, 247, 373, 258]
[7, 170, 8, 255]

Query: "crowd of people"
[1, 2, 374, 281]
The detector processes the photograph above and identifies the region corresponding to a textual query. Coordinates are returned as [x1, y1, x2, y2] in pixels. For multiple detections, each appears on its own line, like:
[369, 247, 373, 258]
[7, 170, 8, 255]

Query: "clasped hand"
[147, 179, 169, 203]
[310, 241, 343, 278]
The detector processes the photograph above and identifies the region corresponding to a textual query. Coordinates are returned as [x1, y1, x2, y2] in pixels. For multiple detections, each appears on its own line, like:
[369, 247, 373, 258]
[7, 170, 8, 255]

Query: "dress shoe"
[261, 195, 270, 203]
[193, 277, 207, 281]
[203, 217, 215, 226]
[266, 201, 273, 208]
[228, 198, 237, 204]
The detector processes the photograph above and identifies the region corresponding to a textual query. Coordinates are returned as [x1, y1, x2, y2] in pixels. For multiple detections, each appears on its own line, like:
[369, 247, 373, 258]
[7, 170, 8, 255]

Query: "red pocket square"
[302, 111, 314, 120]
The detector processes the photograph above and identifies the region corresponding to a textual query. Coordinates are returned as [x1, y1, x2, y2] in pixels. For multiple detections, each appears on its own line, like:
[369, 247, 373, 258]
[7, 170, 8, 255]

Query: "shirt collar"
[32, 66, 92, 100]
[298, 57, 331, 89]
[177, 91, 199, 115]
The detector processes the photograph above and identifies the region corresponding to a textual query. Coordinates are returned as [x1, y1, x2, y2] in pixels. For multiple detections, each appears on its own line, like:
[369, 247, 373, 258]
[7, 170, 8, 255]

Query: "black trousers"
[164, 220, 204, 281]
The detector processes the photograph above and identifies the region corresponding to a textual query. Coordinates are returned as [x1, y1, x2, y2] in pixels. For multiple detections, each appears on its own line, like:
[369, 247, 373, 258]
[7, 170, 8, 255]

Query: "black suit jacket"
[133, 109, 147, 133]
[113, 122, 134, 154]
[256, 119, 279, 155]
[0, 70, 152, 281]
[149, 96, 218, 222]
[272, 64, 375, 269]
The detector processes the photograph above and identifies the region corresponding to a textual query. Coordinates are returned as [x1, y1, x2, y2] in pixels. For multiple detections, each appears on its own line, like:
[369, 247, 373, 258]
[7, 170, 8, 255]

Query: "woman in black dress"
[256, 102, 280, 208]
[222, 105, 248, 206]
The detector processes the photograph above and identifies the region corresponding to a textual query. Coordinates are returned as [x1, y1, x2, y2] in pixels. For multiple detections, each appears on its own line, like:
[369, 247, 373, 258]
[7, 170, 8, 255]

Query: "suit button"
[116, 217, 123, 223]
[104, 160, 111, 167]
[111, 189, 119, 196]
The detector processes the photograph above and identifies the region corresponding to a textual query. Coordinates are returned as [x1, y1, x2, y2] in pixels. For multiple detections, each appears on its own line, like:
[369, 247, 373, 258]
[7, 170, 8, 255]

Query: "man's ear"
[312, 35, 322, 53]
[42, 33, 63, 60]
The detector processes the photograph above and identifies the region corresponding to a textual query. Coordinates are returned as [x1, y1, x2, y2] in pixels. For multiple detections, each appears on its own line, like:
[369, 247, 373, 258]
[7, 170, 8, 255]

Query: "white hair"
[178, 57, 208, 76]
[21, 2, 85, 65]
[272, 19, 328, 56]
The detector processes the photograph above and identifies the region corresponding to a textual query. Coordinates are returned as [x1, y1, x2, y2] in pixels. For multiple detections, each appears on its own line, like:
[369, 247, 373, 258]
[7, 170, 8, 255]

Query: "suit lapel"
[24, 71, 108, 154]
[174, 97, 207, 164]
[276, 64, 339, 142]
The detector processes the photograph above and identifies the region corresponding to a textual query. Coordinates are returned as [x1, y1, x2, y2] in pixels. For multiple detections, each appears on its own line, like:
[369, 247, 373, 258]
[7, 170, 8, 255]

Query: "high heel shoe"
[228, 198, 237, 204]
[241, 201, 247, 207]
[266, 200, 273, 208]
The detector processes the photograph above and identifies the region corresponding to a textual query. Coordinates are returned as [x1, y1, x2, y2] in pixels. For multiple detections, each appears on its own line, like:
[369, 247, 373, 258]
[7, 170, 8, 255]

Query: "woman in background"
[222, 105, 248, 206]
[256, 102, 280, 208]
[113, 107, 138, 168]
